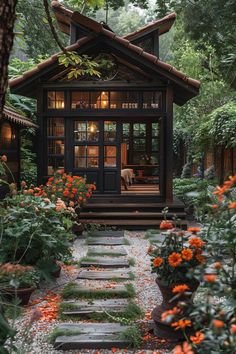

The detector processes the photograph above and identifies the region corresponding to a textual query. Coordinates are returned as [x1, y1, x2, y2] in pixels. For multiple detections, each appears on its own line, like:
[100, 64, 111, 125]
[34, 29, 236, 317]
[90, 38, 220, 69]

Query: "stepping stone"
[61, 298, 130, 317]
[87, 237, 127, 246]
[86, 230, 124, 238]
[77, 269, 132, 280]
[80, 258, 130, 268]
[53, 323, 132, 350]
[87, 246, 127, 257]
[62, 282, 135, 299]
[149, 234, 166, 243]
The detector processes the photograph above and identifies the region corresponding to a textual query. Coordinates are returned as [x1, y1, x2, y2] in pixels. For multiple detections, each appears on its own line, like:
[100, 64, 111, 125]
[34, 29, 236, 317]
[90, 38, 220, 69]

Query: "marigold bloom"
[161, 307, 180, 321]
[212, 319, 224, 328]
[204, 274, 217, 282]
[168, 252, 182, 267]
[214, 262, 222, 269]
[195, 253, 206, 264]
[190, 331, 205, 345]
[230, 324, 236, 334]
[189, 237, 205, 248]
[153, 257, 163, 268]
[181, 248, 193, 261]
[160, 220, 174, 230]
[171, 319, 192, 330]
[228, 202, 236, 209]
[172, 284, 190, 294]
[1, 155, 7, 162]
[173, 342, 194, 354]
[187, 227, 200, 234]
[211, 204, 218, 209]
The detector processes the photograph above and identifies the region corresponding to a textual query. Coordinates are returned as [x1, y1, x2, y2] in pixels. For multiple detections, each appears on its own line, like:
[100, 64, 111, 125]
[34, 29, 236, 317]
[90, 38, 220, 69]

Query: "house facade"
[9, 1, 200, 210]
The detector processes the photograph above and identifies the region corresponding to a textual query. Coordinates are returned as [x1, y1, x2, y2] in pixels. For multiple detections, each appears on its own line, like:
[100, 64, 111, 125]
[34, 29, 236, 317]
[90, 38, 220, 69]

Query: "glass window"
[104, 146, 117, 167]
[47, 91, 65, 109]
[104, 121, 116, 142]
[91, 91, 109, 109]
[0, 123, 17, 149]
[71, 92, 89, 109]
[133, 123, 146, 137]
[110, 91, 139, 109]
[48, 156, 64, 176]
[152, 138, 159, 151]
[74, 121, 99, 142]
[47, 118, 65, 137]
[143, 91, 161, 109]
[48, 140, 65, 155]
[74, 146, 99, 168]
[152, 122, 159, 137]
[133, 139, 146, 151]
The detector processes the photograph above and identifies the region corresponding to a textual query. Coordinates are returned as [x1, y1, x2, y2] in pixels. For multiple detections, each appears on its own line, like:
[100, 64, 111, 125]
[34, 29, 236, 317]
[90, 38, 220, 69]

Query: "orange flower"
[172, 284, 190, 294]
[173, 342, 194, 354]
[211, 204, 218, 209]
[212, 319, 224, 328]
[228, 202, 236, 209]
[63, 189, 69, 197]
[195, 252, 206, 264]
[189, 237, 205, 248]
[230, 324, 236, 334]
[171, 319, 192, 330]
[214, 262, 222, 269]
[168, 252, 182, 267]
[153, 257, 163, 268]
[187, 227, 200, 234]
[190, 331, 205, 345]
[1, 155, 7, 162]
[160, 220, 174, 230]
[181, 248, 193, 261]
[204, 274, 217, 282]
[161, 307, 180, 321]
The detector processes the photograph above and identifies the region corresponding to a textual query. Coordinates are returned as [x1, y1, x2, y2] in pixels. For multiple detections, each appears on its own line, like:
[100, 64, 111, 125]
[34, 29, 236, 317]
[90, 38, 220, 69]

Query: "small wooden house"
[0, 106, 38, 198]
[9, 1, 200, 227]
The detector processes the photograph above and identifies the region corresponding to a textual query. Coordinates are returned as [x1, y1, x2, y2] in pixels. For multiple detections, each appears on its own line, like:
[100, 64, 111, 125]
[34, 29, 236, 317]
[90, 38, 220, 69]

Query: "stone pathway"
[51, 230, 141, 351]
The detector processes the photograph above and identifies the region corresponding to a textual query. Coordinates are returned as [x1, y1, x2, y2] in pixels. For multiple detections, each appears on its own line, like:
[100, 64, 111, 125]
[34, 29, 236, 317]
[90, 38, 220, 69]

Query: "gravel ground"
[9, 231, 166, 354]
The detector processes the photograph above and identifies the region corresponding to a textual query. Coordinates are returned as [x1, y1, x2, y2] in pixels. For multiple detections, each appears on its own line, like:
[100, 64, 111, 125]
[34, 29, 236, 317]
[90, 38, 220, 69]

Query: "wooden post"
[165, 85, 173, 202]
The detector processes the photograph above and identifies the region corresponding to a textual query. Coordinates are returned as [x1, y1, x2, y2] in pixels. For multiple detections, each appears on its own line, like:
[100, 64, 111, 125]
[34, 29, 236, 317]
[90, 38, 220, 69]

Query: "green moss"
[48, 328, 82, 344]
[128, 258, 135, 266]
[111, 272, 135, 282]
[61, 282, 136, 300]
[124, 239, 130, 245]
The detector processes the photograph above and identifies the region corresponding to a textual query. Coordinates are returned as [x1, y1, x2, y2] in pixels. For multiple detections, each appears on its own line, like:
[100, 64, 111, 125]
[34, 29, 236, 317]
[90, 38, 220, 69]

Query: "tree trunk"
[0, 0, 18, 118]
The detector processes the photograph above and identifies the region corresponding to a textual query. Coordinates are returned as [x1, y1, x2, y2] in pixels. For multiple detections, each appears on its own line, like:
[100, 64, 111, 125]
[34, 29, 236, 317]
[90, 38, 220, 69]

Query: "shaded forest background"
[8, 0, 236, 182]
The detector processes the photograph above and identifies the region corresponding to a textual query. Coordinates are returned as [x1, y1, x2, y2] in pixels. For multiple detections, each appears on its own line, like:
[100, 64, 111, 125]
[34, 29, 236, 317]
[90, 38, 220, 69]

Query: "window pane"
[104, 146, 117, 167]
[91, 91, 109, 109]
[122, 123, 130, 138]
[74, 146, 86, 168]
[48, 140, 65, 155]
[110, 92, 139, 109]
[143, 91, 161, 109]
[47, 118, 64, 136]
[71, 92, 89, 109]
[133, 139, 146, 150]
[87, 146, 99, 168]
[87, 121, 99, 142]
[133, 123, 146, 137]
[152, 122, 159, 137]
[152, 138, 159, 151]
[47, 91, 64, 109]
[48, 156, 64, 175]
[74, 121, 86, 141]
[104, 121, 116, 142]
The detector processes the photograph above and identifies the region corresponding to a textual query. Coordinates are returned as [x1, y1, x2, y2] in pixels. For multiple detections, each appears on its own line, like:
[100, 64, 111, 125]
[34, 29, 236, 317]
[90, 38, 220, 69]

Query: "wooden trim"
[165, 85, 173, 202]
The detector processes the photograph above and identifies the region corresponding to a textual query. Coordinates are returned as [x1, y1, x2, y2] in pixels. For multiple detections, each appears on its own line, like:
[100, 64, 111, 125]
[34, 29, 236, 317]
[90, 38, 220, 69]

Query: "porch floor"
[121, 183, 159, 195]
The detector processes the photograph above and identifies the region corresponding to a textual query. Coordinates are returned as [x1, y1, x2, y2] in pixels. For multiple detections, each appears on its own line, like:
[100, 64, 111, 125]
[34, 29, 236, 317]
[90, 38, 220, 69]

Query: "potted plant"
[150, 227, 205, 340]
[0, 263, 39, 305]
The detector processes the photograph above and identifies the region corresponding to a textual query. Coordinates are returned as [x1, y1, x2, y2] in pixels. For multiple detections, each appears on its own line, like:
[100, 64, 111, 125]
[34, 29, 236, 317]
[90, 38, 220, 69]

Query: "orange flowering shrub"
[160, 220, 174, 230]
[172, 284, 190, 294]
[173, 342, 194, 354]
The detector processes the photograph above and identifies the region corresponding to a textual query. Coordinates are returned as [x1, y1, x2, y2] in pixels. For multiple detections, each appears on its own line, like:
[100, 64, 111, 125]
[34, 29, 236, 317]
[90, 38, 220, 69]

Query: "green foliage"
[58, 52, 100, 79]
[119, 325, 142, 349]
[0, 267, 39, 289]
[48, 328, 82, 345]
[0, 195, 73, 267]
[173, 178, 217, 218]
[181, 163, 192, 179]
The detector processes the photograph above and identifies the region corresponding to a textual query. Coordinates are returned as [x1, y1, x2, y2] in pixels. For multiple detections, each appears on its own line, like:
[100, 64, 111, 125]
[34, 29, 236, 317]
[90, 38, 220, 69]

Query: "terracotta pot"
[2, 287, 36, 306]
[152, 278, 199, 341]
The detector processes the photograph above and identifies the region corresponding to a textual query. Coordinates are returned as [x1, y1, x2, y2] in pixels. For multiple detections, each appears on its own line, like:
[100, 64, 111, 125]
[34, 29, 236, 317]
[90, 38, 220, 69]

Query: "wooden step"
[80, 258, 130, 268]
[53, 323, 132, 350]
[87, 247, 127, 257]
[60, 298, 130, 317]
[81, 211, 186, 219]
[87, 237, 128, 245]
[86, 230, 124, 237]
[77, 269, 132, 281]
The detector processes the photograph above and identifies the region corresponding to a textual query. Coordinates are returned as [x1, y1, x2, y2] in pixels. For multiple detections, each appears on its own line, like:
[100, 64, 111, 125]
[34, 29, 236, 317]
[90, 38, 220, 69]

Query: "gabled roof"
[52, 1, 176, 39]
[2, 106, 38, 128]
[9, 2, 200, 106]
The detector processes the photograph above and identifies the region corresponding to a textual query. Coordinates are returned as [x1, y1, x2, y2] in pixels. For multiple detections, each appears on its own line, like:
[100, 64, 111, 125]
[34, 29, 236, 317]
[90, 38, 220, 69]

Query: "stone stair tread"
[149, 234, 166, 242]
[86, 230, 125, 237]
[87, 247, 127, 256]
[61, 298, 129, 315]
[54, 323, 131, 350]
[87, 237, 127, 245]
[77, 269, 132, 280]
[81, 258, 130, 268]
